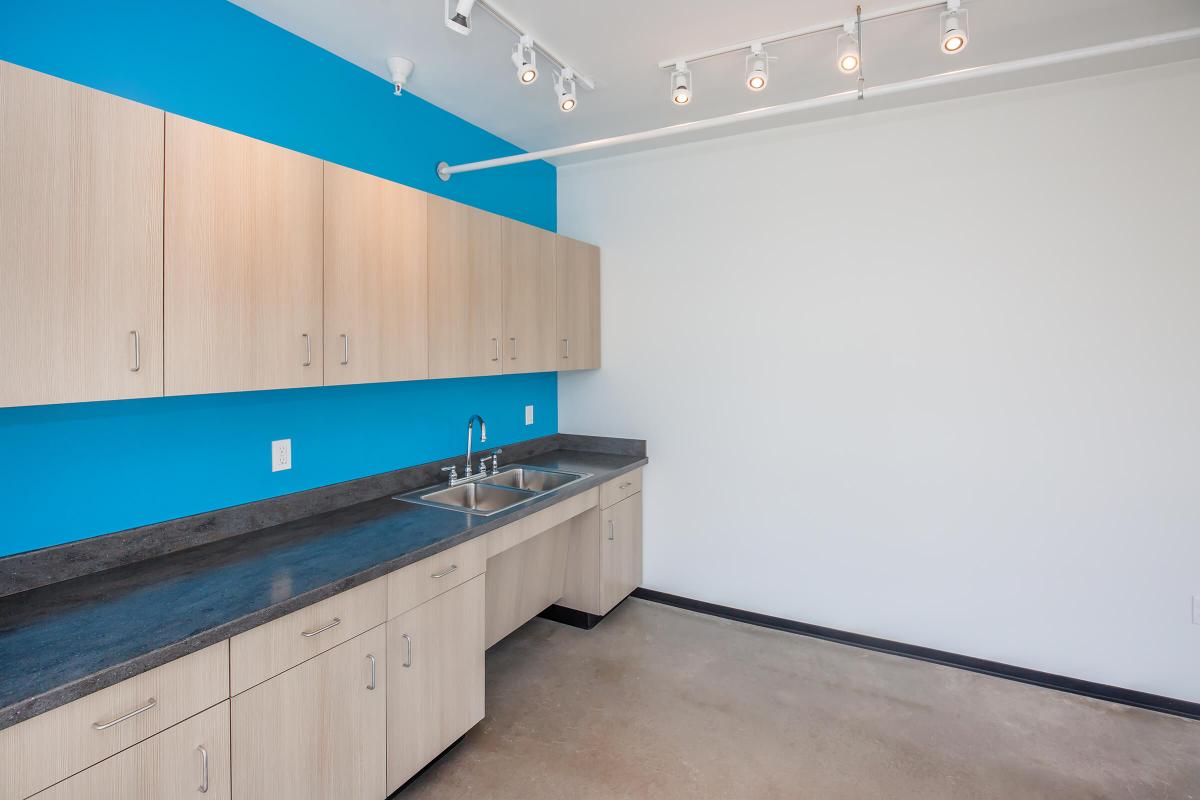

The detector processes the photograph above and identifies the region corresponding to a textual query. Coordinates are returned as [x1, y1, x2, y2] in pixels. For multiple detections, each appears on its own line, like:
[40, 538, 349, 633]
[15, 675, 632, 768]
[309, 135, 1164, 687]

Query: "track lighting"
[745, 44, 768, 92]
[386, 56, 414, 96]
[444, 0, 475, 36]
[940, 0, 969, 54]
[837, 21, 860, 73]
[670, 62, 692, 106]
[555, 69, 577, 112]
[512, 35, 538, 84]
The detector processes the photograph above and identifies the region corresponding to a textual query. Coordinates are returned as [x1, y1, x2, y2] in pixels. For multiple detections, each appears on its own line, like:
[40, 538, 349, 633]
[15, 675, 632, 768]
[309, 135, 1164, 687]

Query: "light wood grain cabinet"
[559, 471, 644, 618]
[30, 702, 230, 800]
[164, 114, 323, 396]
[427, 196, 503, 378]
[324, 163, 428, 385]
[0, 61, 164, 408]
[555, 235, 601, 371]
[501, 218, 557, 374]
[600, 492, 643, 614]
[387, 575, 485, 793]
[232, 625, 387, 800]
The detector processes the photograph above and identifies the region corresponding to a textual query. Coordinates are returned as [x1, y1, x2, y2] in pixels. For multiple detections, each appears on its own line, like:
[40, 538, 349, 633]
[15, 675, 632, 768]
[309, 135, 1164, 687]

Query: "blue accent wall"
[0, 1, 559, 556]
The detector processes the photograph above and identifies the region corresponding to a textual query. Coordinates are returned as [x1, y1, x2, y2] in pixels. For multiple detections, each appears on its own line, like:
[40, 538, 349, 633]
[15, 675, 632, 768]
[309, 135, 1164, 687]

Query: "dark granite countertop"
[0, 448, 646, 731]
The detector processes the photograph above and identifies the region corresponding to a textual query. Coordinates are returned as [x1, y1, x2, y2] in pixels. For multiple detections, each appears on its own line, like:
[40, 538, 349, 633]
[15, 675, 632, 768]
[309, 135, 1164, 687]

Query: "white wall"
[557, 61, 1200, 703]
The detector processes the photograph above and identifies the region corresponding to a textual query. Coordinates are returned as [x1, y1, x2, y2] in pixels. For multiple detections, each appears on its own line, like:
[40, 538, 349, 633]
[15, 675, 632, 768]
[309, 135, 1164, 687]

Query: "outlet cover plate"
[272, 439, 292, 472]
[525, 405, 534, 425]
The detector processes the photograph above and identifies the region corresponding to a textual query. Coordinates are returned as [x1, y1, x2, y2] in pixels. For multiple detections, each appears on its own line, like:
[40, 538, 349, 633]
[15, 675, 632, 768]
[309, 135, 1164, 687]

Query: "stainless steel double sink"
[394, 465, 590, 516]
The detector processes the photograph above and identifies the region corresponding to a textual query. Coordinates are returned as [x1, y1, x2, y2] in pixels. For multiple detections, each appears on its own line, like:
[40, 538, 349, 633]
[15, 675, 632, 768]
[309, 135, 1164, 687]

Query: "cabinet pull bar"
[366, 653, 377, 690]
[401, 633, 413, 668]
[129, 330, 141, 372]
[93, 697, 156, 730]
[608, 519, 615, 541]
[300, 617, 342, 637]
[562, 337, 569, 359]
[340, 333, 350, 365]
[302, 333, 312, 367]
[197, 745, 209, 793]
[510, 337, 518, 360]
[430, 564, 458, 579]
[492, 337, 500, 362]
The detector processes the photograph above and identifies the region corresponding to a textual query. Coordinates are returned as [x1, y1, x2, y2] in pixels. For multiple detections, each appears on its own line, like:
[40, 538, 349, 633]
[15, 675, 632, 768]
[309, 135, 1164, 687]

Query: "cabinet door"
[0, 62, 163, 408]
[232, 626, 386, 800]
[600, 493, 643, 615]
[165, 114, 323, 395]
[387, 575, 485, 793]
[555, 235, 601, 371]
[30, 702, 230, 800]
[427, 196, 502, 378]
[501, 218, 557, 374]
[324, 163, 428, 385]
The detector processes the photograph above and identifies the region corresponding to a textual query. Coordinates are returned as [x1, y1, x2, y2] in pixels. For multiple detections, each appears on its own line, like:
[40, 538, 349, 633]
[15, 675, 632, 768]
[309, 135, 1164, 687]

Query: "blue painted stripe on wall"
[0, 1, 561, 556]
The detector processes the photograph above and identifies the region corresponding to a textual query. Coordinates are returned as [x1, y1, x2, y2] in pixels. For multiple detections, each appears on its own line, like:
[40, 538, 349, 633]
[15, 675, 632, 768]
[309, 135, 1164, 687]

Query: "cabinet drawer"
[388, 536, 485, 620]
[0, 641, 229, 800]
[600, 468, 642, 509]
[30, 701, 230, 800]
[230, 577, 387, 695]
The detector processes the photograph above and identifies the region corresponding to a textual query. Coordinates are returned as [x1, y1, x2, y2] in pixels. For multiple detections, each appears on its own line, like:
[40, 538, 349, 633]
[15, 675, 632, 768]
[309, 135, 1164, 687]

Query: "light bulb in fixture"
[940, 1, 969, 54]
[512, 36, 538, 84]
[837, 22, 860, 74]
[555, 69, 577, 112]
[670, 62, 692, 106]
[745, 44, 768, 91]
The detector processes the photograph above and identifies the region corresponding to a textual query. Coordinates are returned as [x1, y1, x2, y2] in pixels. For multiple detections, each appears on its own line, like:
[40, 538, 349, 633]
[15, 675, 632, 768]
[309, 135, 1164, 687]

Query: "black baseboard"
[538, 603, 604, 630]
[631, 588, 1200, 722]
[388, 734, 466, 797]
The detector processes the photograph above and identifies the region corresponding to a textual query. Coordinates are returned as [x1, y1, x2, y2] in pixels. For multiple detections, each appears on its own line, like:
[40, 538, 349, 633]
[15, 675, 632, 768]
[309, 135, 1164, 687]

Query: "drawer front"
[30, 702, 231, 800]
[0, 641, 229, 800]
[600, 468, 642, 509]
[230, 577, 387, 695]
[388, 536, 485, 620]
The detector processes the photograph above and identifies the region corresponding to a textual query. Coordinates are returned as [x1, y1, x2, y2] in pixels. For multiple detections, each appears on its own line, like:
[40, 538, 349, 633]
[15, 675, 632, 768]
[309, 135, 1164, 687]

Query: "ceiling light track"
[453, 0, 595, 90]
[436, 26, 1200, 180]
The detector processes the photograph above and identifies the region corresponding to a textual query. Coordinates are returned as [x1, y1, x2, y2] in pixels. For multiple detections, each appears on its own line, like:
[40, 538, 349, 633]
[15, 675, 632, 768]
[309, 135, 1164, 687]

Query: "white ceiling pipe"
[437, 27, 1200, 181]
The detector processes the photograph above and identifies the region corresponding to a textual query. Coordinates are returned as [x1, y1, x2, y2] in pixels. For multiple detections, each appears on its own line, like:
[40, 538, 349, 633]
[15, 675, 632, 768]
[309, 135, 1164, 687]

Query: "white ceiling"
[231, 0, 1200, 164]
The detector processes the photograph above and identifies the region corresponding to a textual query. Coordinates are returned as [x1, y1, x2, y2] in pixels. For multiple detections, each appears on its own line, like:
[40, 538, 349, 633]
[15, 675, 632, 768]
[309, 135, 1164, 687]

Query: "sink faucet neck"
[465, 414, 487, 478]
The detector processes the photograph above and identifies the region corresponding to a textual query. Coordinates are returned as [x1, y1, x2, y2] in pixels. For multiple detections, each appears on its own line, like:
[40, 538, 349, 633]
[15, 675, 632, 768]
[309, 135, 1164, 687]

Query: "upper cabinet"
[0, 62, 164, 408]
[427, 196, 504, 379]
[501, 218, 558, 374]
[324, 163, 428, 385]
[164, 114, 323, 396]
[555, 236, 601, 371]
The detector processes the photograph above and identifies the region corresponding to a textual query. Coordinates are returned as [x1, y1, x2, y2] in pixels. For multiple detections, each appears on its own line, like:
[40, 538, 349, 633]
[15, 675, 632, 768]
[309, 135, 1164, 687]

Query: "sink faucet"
[440, 415, 495, 487]
[465, 414, 486, 477]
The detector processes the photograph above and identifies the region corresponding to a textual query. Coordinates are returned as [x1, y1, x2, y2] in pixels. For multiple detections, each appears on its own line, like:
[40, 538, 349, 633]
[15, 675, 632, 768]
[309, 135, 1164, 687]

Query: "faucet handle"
[441, 465, 458, 482]
[491, 449, 503, 473]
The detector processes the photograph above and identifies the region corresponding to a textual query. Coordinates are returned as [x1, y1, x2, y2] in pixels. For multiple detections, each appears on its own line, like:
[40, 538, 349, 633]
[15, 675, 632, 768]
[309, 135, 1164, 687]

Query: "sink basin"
[413, 482, 534, 515]
[481, 466, 585, 492]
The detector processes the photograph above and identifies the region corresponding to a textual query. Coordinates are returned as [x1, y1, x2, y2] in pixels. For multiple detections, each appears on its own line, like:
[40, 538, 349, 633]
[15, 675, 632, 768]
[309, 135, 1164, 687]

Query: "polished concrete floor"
[399, 598, 1200, 800]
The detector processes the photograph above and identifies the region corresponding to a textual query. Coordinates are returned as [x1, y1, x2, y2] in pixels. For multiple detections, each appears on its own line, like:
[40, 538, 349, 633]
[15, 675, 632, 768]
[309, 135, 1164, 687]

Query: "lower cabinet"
[31, 702, 230, 800]
[559, 473, 644, 618]
[387, 575, 485, 793]
[600, 493, 644, 615]
[232, 625, 387, 800]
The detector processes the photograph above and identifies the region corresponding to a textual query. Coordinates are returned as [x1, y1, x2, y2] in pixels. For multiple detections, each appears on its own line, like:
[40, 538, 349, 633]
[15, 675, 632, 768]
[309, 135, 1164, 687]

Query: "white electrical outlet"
[1193, 595, 1200, 626]
[271, 439, 292, 472]
[525, 405, 534, 425]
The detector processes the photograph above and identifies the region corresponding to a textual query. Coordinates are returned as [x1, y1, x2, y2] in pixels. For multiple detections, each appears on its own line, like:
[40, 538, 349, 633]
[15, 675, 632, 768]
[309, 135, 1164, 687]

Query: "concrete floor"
[399, 598, 1200, 800]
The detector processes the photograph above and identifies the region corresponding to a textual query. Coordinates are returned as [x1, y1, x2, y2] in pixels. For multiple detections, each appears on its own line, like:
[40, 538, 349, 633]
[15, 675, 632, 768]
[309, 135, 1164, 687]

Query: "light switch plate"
[272, 439, 292, 472]
[525, 405, 534, 425]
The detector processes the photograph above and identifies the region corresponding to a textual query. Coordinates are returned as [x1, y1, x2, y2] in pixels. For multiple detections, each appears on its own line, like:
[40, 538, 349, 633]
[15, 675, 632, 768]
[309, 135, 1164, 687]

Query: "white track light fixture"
[745, 44, 769, 91]
[512, 35, 538, 84]
[670, 62, 692, 106]
[555, 69, 577, 112]
[445, 0, 476, 35]
[837, 21, 861, 74]
[940, 0, 970, 54]
[387, 56, 415, 96]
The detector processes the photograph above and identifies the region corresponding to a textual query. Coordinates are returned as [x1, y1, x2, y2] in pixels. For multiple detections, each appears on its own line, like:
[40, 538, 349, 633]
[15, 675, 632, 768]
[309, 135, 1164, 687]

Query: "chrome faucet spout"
[466, 414, 487, 476]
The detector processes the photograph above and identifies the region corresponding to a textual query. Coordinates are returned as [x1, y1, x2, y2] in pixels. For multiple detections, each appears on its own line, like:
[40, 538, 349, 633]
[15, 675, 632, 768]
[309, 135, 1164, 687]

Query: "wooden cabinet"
[600, 492, 644, 615]
[387, 575, 485, 793]
[164, 114, 323, 395]
[0, 61, 164, 408]
[427, 196, 503, 378]
[324, 163, 428, 385]
[232, 625, 386, 800]
[30, 702, 230, 800]
[555, 235, 601, 371]
[559, 470, 644, 618]
[501, 218, 558, 373]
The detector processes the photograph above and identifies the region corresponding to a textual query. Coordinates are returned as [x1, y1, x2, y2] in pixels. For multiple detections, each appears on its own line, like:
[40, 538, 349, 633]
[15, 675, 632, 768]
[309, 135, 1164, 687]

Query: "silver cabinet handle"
[197, 745, 209, 793]
[608, 519, 615, 541]
[509, 336, 518, 360]
[619, 481, 633, 490]
[302, 333, 312, 367]
[93, 697, 156, 730]
[430, 564, 458, 579]
[129, 330, 141, 372]
[340, 333, 350, 365]
[366, 653, 377, 691]
[300, 617, 342, 638]
[561, 337, 569, 359]
[401, 633, 413, 668]
[491, 337, 500, 362]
